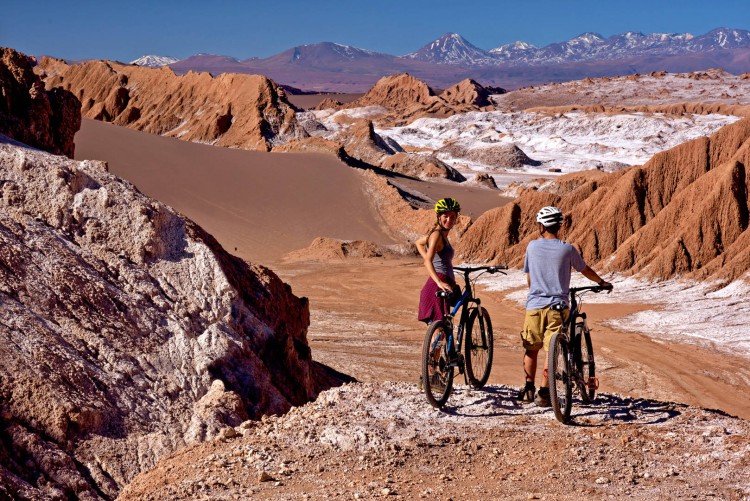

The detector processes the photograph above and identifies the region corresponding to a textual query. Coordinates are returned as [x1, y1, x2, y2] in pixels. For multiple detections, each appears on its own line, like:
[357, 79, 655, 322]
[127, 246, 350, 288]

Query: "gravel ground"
[119, 381, 750, 500]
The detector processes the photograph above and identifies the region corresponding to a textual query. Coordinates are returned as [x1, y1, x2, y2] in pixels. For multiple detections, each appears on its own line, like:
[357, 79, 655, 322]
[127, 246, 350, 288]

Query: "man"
[518, 206, 612, 406]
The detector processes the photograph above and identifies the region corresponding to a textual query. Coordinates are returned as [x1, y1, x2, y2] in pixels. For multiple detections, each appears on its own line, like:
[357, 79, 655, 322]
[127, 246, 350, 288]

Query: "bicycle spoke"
[464, 307, 493, 388]
[422, 321, 454, 408]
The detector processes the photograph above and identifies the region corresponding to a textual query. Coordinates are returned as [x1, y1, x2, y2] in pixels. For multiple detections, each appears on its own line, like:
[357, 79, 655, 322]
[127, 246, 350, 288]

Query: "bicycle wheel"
[548, 332, 572, 423]
[422, 321, 454, 408]
[464, 307, 493, 388]
[575, 323, 596, 403]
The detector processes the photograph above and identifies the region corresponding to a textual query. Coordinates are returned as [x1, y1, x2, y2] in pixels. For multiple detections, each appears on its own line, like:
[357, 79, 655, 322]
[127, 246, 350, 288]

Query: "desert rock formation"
[438, 141, 539, 170]
[494, 69, 750, 114]
[276, 117, 464, 181]
[457, 117, 750, 285]
[359, 169, 471, 244]
[337, 119, 401, 166]
[0, 139, 341, 499]
[286, 75, 504, 179]
[439, 78, 494, 107]
[380, 152, 465, 181]
[0, 48, 80, 157]
[341, 74, 496, 126]
[282, 237, 406, 262]
[38, 57, 306, 151]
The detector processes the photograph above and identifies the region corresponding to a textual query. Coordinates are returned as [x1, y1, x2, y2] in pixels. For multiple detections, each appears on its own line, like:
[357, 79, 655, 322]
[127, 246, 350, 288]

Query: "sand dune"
[74, 119, 395, 263]
[74, 119, 507, 263]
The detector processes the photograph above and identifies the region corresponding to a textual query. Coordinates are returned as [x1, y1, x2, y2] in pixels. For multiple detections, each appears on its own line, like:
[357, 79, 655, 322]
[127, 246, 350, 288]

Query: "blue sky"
[2, 0, 748, 61]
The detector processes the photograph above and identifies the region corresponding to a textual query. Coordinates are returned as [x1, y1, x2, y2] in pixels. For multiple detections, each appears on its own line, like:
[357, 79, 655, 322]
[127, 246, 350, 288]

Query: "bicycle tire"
[576, 323, 596, 403]
[548, 332, 572, 423]
[421, 321, 454, 408]
[464, 307, 493, 388]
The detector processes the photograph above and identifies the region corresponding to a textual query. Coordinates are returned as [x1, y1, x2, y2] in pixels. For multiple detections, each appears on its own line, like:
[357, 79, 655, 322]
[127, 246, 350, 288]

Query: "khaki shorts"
[521, 307, 569, 351]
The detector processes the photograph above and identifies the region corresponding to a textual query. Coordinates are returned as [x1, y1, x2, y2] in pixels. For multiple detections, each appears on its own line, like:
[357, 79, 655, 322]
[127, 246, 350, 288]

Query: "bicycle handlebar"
[570, 284, 613, 294]
[453, 265, 508, 274]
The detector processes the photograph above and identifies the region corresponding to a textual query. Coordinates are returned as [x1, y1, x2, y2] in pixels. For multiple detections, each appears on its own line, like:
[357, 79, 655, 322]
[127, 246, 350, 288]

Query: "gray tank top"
[431, 234, 454, 280]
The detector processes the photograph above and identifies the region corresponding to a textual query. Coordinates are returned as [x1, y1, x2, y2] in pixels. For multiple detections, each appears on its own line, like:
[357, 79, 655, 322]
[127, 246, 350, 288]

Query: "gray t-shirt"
[523, 238, 587, 310]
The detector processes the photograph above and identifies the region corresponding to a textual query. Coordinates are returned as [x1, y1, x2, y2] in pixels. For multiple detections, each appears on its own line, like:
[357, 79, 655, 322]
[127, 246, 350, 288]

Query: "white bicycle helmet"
[536, 206, 563, 227]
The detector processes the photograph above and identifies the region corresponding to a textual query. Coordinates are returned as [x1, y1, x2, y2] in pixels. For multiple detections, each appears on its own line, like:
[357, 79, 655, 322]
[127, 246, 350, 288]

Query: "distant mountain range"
[130, 27, 750, 92]
[130, 55, 180, 67]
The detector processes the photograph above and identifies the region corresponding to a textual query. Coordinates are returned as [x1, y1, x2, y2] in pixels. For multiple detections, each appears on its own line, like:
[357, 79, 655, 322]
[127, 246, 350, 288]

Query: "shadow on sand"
[438, 384, 684, 426]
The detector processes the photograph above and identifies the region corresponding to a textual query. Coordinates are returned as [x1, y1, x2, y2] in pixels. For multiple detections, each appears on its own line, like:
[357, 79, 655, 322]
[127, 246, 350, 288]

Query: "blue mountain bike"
[422, 265, 507, 408]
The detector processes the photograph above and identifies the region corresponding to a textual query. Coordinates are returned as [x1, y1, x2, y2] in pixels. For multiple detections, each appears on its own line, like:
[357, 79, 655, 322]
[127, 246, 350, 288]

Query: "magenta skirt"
[418, 273, 457, 323]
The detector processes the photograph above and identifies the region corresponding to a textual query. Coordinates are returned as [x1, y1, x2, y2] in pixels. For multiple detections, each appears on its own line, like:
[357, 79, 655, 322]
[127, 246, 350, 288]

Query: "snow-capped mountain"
[488, 27, 750, 64]
[489, 41, 538, 60]
[279, 42, 394, 64]
[529, 32, 607, 63]
[403, 33, 496, 65]
[130, 55, 180, 67]
[685, 27, 750, 51]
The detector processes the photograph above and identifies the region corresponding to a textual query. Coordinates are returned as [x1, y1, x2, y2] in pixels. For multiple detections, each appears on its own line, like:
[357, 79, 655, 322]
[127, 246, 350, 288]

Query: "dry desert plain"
[74, 116, 750, 500]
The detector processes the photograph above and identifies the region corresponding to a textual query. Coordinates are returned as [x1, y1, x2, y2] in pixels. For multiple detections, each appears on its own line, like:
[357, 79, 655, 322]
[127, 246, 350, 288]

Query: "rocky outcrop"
[380, 152, 465, 181]
[282, 237, 409, 262]
[360, 169, 471, 245]
[338, 119, 401, 166]
[348, 73, 439, 110]
[313, 97, 344, 110]
[471, 172, 498, 189]
[39, 57, 306, 151]
[457, 118, 750, 284]
[0, 48, 80, 157]
[439, 78, 493, 108]
[275, 121, 462, 181]
[438, 142, 539, 170]
[0, 139, 340, 499]
[343, 74, 496, 126]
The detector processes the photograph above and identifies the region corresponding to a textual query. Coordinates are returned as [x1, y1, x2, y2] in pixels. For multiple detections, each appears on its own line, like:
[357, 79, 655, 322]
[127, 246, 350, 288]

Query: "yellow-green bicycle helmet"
[434, 198, 461, 214]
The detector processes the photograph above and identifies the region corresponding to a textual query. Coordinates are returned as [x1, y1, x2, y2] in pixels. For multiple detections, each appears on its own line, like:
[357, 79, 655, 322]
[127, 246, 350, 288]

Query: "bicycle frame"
[422, 265, 506, 408]
[441, 266, 498, 363]
[564, 286, 603, 391]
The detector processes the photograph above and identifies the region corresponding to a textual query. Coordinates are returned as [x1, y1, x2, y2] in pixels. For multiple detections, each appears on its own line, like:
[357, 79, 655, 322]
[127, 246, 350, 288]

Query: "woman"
[417, 198, 461, 323]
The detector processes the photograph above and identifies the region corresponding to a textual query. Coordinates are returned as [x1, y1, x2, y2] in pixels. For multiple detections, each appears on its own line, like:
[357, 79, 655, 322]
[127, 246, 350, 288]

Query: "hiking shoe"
[535, 387, 552, 407]
[516, 382, 535, 402]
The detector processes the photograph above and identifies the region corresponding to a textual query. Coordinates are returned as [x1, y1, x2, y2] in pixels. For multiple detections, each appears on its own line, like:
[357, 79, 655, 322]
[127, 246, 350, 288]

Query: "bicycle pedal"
[587, 377, 600, 390]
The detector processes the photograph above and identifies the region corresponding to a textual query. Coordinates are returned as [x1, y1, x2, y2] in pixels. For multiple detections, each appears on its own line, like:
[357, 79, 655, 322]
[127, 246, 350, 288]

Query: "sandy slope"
[75, 119, 510, 259]
[74, 119, 396, 263]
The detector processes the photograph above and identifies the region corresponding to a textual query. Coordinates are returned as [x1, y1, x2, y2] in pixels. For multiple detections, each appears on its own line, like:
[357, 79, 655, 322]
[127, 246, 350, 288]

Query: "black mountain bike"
[547, 284, 612, 424]
[422, 265, 507, 408]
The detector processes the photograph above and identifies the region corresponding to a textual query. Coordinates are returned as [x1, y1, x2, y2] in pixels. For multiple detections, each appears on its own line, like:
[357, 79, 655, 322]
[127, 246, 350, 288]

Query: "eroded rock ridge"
[39, 57, 306, 151]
